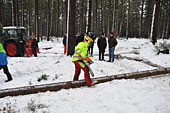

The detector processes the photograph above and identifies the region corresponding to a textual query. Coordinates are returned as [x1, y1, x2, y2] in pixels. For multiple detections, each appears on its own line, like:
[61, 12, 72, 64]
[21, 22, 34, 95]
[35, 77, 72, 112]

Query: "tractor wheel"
[5, 42, 19, 57]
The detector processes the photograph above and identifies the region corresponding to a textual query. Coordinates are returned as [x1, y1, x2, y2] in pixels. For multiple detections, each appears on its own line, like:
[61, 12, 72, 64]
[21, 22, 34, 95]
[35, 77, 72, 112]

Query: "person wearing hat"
[75, 34, 84, 46]
[31, 34, 38, 57]
[0, 43, 13, 82]
[88, 32, 95, 56]
[97, 33, 107, 61]
[72, 36, 96, 86]
[108, 32, 118, 62]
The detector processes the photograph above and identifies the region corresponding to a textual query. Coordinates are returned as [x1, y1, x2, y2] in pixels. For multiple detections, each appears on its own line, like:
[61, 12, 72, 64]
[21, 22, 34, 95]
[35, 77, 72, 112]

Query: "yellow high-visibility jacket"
[72, 41, 88, 62]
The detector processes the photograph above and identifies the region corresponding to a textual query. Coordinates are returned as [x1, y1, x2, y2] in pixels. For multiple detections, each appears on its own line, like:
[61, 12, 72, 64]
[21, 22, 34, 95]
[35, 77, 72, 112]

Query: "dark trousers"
[32, 48, 37, 57]
[0, 65, 12, 80]
[20, 48, 25, 57]
[99, 50, 105, 60]
[88, 45, 94, 56]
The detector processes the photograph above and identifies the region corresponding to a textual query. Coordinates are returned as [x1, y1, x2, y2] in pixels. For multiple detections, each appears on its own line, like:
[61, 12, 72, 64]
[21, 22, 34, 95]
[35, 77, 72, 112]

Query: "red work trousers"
[64, 45, 67, 54]
[73, 61, 92, 85]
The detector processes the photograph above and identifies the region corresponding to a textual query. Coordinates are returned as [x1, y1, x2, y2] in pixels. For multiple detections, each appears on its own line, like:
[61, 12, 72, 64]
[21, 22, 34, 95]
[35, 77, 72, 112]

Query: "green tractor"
[0, 25, 28, 57]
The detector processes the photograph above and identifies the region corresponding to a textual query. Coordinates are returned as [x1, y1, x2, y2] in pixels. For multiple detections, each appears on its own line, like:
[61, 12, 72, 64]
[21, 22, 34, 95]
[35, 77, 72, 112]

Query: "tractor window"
[17, 29, 26, 38]
[21, 29, 26, 37]
[2, 30, 8, 38]
[8, 30, 16, 37]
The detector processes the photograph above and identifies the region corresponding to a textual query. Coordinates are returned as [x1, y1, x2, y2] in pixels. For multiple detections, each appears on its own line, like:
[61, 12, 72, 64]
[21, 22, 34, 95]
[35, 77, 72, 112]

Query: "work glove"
[85, 56, 91, 62]
[85, 57, 94, 64]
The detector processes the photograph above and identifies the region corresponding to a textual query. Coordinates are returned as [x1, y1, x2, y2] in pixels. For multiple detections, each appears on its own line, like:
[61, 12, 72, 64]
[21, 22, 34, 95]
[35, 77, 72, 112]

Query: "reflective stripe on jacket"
[72, 41, 88, 62]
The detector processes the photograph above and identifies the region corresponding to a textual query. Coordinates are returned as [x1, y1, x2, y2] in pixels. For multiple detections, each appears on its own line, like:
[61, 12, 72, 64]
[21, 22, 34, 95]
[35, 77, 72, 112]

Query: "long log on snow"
[117, 55, 164, 69]
[94, 53, 164, 69]
[0, 68, 170, 98]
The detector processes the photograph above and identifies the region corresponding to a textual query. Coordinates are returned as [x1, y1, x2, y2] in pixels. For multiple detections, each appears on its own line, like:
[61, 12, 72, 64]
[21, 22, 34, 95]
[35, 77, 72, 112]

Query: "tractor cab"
[3, 26, 26, 39]
[0, 26, 28, 57]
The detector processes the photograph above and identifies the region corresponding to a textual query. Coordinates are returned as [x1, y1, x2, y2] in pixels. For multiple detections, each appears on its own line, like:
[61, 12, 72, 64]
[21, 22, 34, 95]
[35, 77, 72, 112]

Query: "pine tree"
[67, 0, 76, 56]
[152, 0, 160, 45]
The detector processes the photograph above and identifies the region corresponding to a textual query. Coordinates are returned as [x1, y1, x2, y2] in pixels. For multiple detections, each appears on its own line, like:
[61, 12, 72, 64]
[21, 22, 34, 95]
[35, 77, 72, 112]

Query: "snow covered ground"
[0, 38, 170, 113]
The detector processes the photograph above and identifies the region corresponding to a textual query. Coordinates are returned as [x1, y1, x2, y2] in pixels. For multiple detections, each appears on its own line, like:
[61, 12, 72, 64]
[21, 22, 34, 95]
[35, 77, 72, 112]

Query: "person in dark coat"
[76, 34, 84, 46]
[18, 33, 26, 57]
[88, 32, 95, 56]
[97, 33, 107, 61]
[63, 35, 67, 55]
[108, 32, 118, 62]
[31, 36, 38, 57]
[0, 43, 13, 82]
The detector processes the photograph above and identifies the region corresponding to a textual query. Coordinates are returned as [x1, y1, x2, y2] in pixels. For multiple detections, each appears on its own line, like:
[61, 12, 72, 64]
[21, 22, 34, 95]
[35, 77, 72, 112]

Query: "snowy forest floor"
[0, 38, 170, 113]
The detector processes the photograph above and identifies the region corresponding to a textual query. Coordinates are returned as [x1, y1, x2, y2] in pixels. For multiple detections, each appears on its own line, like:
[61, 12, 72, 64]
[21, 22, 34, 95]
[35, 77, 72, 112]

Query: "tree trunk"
[161, 12, 167, 39]
[126, 0, 130, 39]
[56, 0, 59, 37]
[16, 0, 19, 26]
[0, 0, 4, 25]
[34, 0, 39, 42]
[87, 0, 92, 32]
[81, 0, 84, 34]
[65, 0, 68, 35]
[67, 0, 76, 56]
[47, 0, 51, 41]
[12, 0, 17, 26]
[167, 3, 170, 39]
[163, 1, 170, 39]
[152, 0, 160, 45]
[95, 0, 98, 35]
[119, 0, 124, 37]
[140, 0, 144, 38]
[50, 0, 54, 36]
[39, 0, 42, 40]
[100, 0, 103, 32]
[21, 0, 24, 26]
[146, 0, 154, 38]
[112, 0, 116, 33]
[92, 0, 95, 33]
[28, 0, 31, 36]
[61, 0, 64, 36]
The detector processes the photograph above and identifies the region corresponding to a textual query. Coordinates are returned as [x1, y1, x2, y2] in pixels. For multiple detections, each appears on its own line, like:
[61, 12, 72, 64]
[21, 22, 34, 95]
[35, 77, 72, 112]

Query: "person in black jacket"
[18, 33, 26, 57]
[97, 33, 107, 61]
[63, 35, 67, 55]
[76, 34, 84, 46]
[88, 32, 95, 56]
[31, 36, 38, 57]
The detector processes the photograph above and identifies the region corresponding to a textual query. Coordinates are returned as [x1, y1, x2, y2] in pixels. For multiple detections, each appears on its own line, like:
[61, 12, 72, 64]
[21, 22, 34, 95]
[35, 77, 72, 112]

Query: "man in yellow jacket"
[72, 36, 96, 86]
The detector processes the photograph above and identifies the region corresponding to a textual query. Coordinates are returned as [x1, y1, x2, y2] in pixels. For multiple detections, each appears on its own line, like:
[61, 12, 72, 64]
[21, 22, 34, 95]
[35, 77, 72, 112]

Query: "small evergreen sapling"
[155, 41, 170, 55]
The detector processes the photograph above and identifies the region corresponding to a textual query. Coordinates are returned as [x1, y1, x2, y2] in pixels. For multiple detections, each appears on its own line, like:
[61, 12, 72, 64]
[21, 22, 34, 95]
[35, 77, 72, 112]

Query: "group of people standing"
[66, 31, 118, 86]
[97, 32, 117, 62]
[63, 32, 118, 62]
[25, 33, 39, 57]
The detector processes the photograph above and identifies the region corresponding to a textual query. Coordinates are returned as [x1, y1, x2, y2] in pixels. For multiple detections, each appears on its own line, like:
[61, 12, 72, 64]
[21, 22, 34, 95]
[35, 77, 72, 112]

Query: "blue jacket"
[0, 52, 8, 65]
[0, 43, 8, 65]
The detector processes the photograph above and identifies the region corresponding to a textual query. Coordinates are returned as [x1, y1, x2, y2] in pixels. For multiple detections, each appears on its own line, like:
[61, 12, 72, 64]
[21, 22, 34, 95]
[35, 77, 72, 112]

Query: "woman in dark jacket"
[108, 32, 117, 62]
[97, 33, 107, 61]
